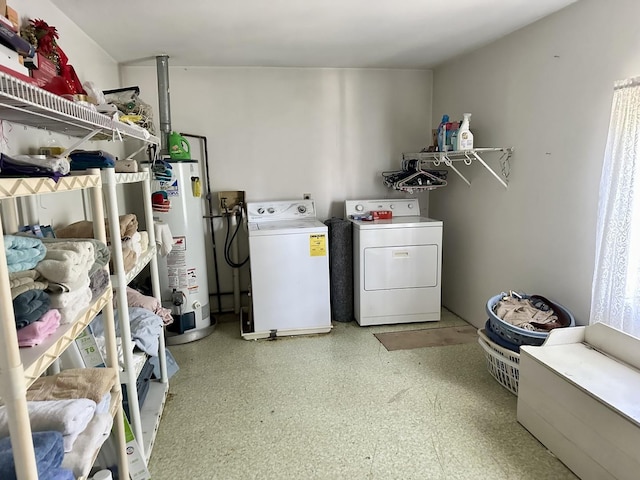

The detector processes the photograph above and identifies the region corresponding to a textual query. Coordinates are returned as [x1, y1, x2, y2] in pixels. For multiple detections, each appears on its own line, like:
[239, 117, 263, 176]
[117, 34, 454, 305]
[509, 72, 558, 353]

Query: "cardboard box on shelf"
[6, 5, 18, 32]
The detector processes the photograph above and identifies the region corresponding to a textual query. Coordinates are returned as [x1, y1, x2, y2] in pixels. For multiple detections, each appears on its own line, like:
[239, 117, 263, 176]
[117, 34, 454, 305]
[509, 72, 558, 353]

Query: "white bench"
[517, 322, 640, 480]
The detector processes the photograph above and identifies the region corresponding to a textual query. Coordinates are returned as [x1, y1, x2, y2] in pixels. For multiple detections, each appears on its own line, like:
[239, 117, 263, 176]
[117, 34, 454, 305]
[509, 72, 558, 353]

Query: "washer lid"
[350, 216, 442, 230]
[249, 218, 328, 236]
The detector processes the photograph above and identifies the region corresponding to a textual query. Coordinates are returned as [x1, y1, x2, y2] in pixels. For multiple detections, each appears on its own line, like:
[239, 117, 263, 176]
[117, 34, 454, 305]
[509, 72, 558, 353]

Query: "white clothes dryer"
[345, 199, 443, 326]
[245, 200, 332, 339]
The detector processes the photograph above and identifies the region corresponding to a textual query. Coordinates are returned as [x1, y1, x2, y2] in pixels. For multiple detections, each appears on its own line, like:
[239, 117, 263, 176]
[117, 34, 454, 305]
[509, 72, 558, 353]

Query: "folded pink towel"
[17, 309, 61, 347]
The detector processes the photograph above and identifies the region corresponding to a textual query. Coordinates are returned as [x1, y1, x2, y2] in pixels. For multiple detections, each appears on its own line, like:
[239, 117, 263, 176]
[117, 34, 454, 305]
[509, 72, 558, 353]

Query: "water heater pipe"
[156, 55, 171, 155]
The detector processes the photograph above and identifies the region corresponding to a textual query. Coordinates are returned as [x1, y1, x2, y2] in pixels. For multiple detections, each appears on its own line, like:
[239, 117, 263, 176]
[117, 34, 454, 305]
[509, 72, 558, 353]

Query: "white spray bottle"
[457, 113, 474, 150]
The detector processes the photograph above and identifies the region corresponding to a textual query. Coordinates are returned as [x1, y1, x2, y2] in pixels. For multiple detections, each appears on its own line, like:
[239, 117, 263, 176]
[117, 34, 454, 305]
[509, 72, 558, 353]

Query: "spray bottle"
[457, 113, 474, 151]
[437, 115, 449, 152]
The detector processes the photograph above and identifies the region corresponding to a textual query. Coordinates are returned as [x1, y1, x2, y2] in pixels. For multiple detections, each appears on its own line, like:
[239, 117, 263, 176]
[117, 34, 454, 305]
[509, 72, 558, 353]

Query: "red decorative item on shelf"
[22, 18, 86, 96]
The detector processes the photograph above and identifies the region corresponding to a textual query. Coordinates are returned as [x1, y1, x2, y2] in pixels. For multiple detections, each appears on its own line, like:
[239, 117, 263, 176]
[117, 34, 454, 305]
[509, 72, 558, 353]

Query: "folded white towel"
[49, 278, 91, 309]
[56, 286, 92, 324]
[37, 242, 95, 284]
[61, 412, 113, 478]
[154, 222, 173, 256]
[0, 399, 96, 452]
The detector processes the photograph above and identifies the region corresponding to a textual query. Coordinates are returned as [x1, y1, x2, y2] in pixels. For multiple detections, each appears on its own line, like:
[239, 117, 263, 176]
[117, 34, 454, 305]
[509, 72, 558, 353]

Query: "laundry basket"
[477, 329, 520, 395]
[486, 293, 575, 347]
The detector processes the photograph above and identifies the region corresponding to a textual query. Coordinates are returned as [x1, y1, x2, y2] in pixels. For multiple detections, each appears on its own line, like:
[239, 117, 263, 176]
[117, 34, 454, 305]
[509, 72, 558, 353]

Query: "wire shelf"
[0, 72, 158, 144]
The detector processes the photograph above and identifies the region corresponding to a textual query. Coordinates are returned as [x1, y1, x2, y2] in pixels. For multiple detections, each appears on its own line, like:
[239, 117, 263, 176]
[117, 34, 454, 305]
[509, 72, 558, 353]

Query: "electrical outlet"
[303, 193, 311, 200]
[218, 190, 246, 213]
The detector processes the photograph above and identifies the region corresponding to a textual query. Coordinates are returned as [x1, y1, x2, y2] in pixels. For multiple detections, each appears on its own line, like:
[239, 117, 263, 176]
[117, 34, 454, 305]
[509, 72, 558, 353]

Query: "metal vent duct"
[156, 55, 171, 155]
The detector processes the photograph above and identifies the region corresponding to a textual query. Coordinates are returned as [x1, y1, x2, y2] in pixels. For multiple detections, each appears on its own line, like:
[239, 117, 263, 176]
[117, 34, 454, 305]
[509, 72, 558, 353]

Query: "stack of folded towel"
[26, 368, 117, 404]
[0, 398, 96, 452]
[55, 214, 141, 273]
[4, 235, 59, 341]
[68, 150, 116, 171]
[40, 237, 111, 300]
[9, 369, 119, 479]
[0, 153, 70, 183]
[0, 431, 73, 479]
[36, 241, 95, 324]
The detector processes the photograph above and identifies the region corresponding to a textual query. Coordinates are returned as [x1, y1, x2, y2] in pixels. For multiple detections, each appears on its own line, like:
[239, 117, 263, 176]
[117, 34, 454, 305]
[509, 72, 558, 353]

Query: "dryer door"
[364, 244, 438, 291]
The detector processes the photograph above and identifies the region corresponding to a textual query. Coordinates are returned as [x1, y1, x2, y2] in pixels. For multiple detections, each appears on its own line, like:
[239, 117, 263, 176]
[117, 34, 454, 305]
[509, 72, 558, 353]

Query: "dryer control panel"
[345, 199, 421, 218]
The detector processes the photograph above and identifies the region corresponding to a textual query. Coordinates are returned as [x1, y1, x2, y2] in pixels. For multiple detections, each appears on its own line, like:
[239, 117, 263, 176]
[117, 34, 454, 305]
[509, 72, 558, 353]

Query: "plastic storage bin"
[477, 329, 520, 395]
[486, 293, 575, 347]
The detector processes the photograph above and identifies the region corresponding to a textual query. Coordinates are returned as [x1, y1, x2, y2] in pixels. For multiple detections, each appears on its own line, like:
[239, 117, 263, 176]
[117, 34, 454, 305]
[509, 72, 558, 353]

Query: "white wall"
[430, 0, 640, 327]
[121, 66, 433, 310]
[121, 67, 433, 219]
[1, 0, 122, 228]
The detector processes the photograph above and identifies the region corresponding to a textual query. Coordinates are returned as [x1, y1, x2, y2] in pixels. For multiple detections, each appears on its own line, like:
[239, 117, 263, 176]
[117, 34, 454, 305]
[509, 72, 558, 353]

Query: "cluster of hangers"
[382, 159, 448, 193]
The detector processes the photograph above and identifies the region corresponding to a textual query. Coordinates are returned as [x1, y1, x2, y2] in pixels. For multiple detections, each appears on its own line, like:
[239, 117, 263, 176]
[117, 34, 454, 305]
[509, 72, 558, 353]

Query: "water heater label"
[187, 268, 198, 293]
[167, 236, 188, 288]
[309, 234, 326, 256]
[159, 180, 179, 197]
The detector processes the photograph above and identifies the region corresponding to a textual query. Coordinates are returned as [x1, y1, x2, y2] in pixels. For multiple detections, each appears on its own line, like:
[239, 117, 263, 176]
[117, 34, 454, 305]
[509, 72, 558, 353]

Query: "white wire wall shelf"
[0, 71, 159, 145]
[0, 173, 101, 199]
[402, 147, 513, 189]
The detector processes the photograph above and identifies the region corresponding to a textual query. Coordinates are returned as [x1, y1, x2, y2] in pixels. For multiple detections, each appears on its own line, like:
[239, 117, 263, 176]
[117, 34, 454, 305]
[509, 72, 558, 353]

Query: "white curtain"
[590, 77, 640, 337]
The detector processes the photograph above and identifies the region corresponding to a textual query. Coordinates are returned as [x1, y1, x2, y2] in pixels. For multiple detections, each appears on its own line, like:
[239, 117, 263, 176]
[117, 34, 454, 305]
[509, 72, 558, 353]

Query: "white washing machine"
[345, 199, 443, 326]
[244, 200, 332, 340]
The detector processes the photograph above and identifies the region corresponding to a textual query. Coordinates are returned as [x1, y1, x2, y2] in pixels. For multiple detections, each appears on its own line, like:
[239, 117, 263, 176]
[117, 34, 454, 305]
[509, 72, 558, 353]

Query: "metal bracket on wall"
[401, 147, 513, 189]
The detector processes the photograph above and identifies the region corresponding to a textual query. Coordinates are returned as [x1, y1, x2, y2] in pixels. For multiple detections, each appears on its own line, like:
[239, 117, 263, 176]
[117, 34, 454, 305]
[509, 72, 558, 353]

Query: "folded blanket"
[124, 287, 173, 325]
[0, 153, 66, 182]
[60, 413, 113, 478]
[36, 241, 94, 285]
[55, 287, 92, 325]
[11, 154, 71, 175]
[112, 213, 138, 240]
[9, 269, 48, 299]
[0, 430, 67, 480]
[55, 213, 139, 241]
[69, 149, 116, 171]
[0, 398, 96, 452]
[41, 237, 109, 276]
[115, 159, 138, 173]
[110, 245, 137, 273]
[89, 268, 110, 300]
[17, 309, 61, 347]
[53, 220, 93, 239]
[122, 231, 142, 257]
[92, 306, 164, 356]
[139, 230, 149, 253]
[13, 289, 50, 329]
[26, 368, 117, 404]
[4, 235, 46, 273]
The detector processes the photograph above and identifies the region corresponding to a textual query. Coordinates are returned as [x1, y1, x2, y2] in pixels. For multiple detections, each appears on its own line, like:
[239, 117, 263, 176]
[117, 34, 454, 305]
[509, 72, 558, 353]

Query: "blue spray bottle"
[437, 115, 449, 152]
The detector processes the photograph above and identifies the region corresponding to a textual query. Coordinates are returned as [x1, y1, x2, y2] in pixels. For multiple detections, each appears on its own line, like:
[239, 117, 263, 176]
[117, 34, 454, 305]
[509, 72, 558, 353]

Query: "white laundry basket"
[477, 329, 520, 395]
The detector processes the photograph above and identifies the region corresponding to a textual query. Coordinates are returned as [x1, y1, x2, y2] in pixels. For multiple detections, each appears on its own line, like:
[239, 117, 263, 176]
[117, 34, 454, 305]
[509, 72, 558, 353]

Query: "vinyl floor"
[147, 309, 577, 480]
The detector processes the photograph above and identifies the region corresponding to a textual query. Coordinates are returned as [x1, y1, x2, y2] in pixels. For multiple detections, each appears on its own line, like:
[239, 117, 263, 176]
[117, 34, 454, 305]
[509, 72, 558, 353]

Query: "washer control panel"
[247, 200, 317, 222]
[344, 199, 421, 218]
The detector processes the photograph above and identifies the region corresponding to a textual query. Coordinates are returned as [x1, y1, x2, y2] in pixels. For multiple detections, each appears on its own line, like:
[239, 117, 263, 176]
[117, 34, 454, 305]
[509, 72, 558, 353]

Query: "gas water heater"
[151, 159, 214, 345]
